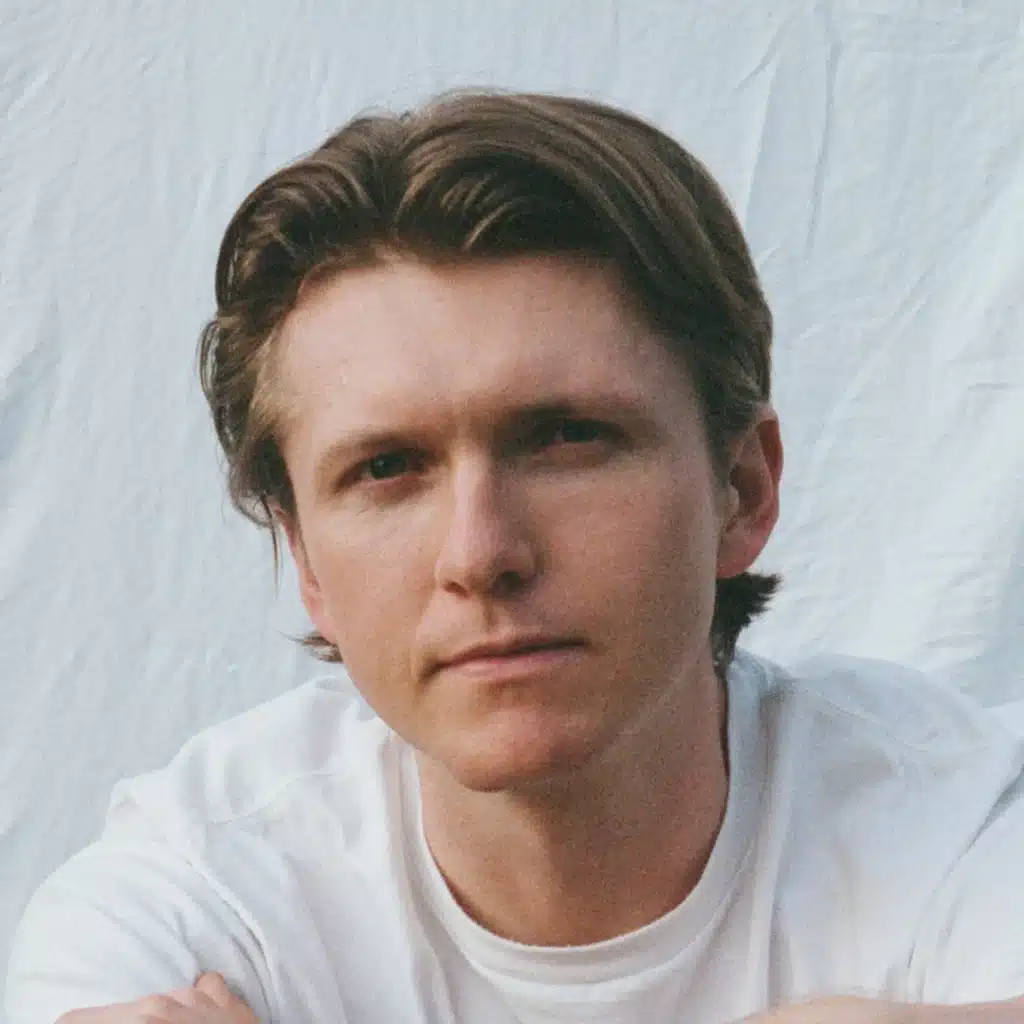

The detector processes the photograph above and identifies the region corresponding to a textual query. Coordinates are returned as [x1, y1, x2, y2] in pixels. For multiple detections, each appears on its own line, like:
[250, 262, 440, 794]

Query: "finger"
[194, 971, 252, 1011]
[165, 982, 216, 1001]
[164, 983, 222, 1010]
[58, 993, 199, 1021]
[195, 971, 232, 1005]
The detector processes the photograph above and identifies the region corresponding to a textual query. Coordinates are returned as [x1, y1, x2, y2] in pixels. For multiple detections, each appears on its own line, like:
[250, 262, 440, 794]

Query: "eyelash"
[355, 449, 424, 484]
[349, 418, 617, 488]
[526, 418, 613, 450]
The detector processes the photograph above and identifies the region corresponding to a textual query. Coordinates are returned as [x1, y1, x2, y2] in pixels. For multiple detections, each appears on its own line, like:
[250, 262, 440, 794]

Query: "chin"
[437, 713, 608, 793]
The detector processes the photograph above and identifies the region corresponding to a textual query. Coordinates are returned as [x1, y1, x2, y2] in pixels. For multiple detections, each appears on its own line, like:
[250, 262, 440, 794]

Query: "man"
[6, 91, 1024, 1023]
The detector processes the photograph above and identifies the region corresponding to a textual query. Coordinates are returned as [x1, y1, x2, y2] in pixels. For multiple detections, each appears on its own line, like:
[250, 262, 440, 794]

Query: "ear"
[716, 407, 783, 579]
[275, 508, 339, 646]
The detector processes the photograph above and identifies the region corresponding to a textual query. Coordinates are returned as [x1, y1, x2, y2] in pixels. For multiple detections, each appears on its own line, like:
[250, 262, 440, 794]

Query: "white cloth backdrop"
[2, 0, 1022, 1003]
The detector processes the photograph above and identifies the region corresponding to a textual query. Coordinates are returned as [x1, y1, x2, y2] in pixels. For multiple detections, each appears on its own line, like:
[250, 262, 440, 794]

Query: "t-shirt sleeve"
[3, 838, 275, 1024]
[908, 770, 1024, 1003]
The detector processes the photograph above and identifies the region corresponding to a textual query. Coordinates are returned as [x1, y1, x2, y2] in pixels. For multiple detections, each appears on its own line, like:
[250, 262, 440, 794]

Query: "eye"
[533, 418, 611, 448]
[357, 449, 423, 483]
[556, 419, 607, 444]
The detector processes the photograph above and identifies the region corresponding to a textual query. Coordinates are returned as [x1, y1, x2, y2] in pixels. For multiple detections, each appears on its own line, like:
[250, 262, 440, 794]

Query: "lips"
[436, 636, 583, 673]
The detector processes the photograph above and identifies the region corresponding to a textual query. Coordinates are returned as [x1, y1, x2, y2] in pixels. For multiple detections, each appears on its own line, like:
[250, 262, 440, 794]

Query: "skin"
[57, 973, 257, 1022]
[741, 997, 1024, 1022]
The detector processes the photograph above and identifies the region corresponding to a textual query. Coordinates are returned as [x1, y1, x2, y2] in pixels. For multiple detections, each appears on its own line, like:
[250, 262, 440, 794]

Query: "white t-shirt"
[6, 651, 1024, 1023]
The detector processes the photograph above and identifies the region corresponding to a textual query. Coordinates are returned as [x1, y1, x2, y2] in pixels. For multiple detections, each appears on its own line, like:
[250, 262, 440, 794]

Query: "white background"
[2, 0, 1022, 1002]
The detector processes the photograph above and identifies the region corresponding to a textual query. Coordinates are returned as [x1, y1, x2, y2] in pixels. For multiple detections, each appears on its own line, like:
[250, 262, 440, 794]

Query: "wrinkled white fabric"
[6, 650, 1024, 1023]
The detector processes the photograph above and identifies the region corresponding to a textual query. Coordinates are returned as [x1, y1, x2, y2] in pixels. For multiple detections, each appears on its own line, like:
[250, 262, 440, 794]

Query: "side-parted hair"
[198, 90, 780, 673]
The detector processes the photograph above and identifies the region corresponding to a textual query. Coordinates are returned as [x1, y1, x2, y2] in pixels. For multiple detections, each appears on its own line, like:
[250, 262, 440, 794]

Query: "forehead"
[274, 255, 694, 447]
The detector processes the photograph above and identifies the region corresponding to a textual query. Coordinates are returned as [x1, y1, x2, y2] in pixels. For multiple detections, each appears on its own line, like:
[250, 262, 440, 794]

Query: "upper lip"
[437, 634, 580, 669]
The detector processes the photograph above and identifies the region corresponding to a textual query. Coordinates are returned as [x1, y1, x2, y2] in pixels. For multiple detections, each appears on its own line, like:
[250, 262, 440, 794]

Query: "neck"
[415, 654, 729, 946]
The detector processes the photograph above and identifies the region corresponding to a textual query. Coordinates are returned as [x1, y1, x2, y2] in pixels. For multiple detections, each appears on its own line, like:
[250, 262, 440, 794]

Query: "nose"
[434, 459, 539, 597]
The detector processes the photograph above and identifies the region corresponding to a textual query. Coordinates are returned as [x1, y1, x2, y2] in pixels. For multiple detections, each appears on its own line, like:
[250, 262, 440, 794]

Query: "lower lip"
[443, 645, 584, 683]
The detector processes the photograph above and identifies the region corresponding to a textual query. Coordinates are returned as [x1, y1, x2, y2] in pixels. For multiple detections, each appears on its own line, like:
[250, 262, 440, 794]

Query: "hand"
[56, 971, 260, 1022]
[739, 995, 1024, 1023]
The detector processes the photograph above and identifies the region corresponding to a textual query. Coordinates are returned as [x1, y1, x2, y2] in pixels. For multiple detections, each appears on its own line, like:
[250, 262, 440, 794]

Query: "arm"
[55, 973, 258, 1023]
[4, 839, 273, 1024]
[741, 997, 1024, 1022]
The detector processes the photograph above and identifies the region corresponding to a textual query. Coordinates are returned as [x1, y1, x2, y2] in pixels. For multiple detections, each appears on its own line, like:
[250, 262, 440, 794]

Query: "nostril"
[494, 569, 525, 596]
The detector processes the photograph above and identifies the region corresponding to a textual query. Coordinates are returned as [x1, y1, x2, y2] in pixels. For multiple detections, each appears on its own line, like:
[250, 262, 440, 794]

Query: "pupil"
[369, 453, 405, 479]
[562, 421, 596, 442]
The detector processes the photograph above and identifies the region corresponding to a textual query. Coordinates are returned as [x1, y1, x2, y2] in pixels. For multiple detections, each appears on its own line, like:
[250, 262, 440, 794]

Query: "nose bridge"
[435, 452, 533, 592]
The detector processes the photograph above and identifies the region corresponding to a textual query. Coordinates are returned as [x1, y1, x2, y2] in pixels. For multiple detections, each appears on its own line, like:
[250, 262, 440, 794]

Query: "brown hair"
[198, 89, 780, 673]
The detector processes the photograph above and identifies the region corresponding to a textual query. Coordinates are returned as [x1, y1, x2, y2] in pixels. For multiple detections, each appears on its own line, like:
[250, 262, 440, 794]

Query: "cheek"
[304, 516, 432, 685]
[555, 481, 720, 620]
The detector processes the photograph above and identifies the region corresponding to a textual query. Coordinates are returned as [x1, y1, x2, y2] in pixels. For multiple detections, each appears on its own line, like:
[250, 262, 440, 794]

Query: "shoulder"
[4, 834, 276, 1021]
[105, 673, 393, 838]
[731, 650, 1024, 849]
[739, 649, 1024, 832]
[5, 675, 392, 1021]
[740, 648, 1023, 761]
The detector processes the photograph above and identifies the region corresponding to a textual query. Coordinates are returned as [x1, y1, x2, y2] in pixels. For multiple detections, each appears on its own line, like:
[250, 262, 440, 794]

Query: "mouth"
[436, 637, 586, 682]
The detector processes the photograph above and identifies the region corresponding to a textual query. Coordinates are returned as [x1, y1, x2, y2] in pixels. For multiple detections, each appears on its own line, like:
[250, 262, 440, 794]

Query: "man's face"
[276, 255, 774, 791]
